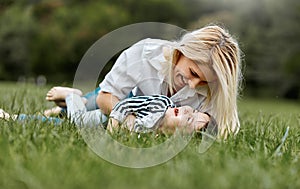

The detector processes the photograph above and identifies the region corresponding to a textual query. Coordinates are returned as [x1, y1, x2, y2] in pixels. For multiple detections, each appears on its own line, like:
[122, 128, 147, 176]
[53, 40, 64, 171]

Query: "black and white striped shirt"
[110, 95, 175, 132]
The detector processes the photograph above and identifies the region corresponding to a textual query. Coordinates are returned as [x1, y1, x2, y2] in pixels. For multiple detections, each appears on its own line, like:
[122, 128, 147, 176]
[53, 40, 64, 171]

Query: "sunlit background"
[0, 0, 299, 100]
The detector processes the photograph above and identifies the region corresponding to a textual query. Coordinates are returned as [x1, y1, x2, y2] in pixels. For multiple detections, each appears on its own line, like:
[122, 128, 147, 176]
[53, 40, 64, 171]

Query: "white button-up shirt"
[99, 38, 210, 112]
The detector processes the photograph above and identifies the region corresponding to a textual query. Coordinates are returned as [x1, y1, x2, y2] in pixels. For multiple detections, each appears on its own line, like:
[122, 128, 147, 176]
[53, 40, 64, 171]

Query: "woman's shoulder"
[137, 38, 173, 57]
[143, 38, 173, 47]
[132, 38, 172, 49]
[123, 38, 171, 58]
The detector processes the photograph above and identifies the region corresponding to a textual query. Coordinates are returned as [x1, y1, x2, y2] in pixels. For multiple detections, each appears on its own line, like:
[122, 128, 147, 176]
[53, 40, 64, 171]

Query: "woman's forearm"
[97, 91, 120, 115]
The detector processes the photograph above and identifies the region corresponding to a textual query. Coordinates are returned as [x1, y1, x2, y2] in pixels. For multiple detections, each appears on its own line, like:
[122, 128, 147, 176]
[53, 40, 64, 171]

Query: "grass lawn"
[0, 82, 299, 189]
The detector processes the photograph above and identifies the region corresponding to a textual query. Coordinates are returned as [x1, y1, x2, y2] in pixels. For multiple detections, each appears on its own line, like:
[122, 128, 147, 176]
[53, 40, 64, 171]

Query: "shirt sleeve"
[99, 39, 147, 100]
[133, 111, 165, 132]
[110, 95, 173, 133]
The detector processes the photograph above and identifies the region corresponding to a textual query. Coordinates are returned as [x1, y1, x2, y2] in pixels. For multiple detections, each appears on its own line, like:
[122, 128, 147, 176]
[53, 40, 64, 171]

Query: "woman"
[46, 24, 242, 138]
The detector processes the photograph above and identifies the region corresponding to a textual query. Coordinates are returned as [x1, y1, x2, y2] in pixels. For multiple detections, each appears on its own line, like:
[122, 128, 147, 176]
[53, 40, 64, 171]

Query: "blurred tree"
[269, 0, 300, 99]
[0, 0, 198, 83]
[0, 0, 299, 99]
[0, 4, 36, 80]
[106, 0, 188, 25]
[190, 0, 300, 99]
[283, 53, 300, 99]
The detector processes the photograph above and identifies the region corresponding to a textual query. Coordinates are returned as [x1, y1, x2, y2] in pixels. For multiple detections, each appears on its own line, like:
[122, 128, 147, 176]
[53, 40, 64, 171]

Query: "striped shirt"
[110, 95, 175, 133]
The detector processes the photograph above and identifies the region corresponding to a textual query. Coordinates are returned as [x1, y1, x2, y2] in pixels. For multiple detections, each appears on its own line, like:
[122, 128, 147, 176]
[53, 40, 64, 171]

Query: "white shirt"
[99, 38, 209, 112]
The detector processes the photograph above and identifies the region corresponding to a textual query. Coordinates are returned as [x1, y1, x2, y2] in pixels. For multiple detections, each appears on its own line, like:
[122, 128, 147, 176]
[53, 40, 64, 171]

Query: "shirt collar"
[171, 85, 208, 101]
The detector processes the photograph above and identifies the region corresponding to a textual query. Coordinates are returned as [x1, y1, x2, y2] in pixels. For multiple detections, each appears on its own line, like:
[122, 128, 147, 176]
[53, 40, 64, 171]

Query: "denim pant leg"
[84, 87, 101, 111]
[17, 114, 62, 125]
[83, 87, 134, 111]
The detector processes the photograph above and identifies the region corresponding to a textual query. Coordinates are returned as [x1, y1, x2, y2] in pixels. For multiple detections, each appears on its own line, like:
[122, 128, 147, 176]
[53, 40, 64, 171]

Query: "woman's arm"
[97, 91, 120, 115]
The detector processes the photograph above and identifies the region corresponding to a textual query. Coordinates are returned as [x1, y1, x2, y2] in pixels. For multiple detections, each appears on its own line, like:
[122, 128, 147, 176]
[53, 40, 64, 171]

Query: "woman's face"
[162, 106, 210, 132]
[173, 54, 216, 91]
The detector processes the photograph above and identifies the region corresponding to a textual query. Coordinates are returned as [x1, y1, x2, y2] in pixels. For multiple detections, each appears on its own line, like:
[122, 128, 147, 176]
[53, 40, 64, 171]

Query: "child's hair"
[164, 24, 242, 138]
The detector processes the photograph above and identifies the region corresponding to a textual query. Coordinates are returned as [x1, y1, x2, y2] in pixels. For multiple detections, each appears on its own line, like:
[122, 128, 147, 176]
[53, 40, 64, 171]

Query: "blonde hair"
[165, 25, 242, 138]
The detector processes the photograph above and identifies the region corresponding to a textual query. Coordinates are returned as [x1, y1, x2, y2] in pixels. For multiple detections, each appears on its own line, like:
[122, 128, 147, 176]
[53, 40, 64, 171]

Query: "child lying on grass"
[0, 93, 214, 134]
[107, 95, 212, 134]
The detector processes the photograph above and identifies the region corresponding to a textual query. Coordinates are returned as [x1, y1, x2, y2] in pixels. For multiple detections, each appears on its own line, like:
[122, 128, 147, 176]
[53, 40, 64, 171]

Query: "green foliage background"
[0, 0, 300, 99]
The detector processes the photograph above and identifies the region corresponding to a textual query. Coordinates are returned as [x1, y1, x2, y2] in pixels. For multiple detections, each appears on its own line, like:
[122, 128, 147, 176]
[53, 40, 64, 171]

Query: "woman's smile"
[174, 72, 188, 90]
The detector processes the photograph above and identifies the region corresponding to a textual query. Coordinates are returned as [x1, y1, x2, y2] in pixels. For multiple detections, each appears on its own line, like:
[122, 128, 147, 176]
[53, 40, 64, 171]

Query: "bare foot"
[44, 106, 63, 117]
[46, 87, 83, 101]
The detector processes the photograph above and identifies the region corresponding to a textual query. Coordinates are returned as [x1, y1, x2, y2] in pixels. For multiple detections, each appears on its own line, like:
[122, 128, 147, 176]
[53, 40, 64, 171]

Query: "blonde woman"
[46, 24, 242, 138]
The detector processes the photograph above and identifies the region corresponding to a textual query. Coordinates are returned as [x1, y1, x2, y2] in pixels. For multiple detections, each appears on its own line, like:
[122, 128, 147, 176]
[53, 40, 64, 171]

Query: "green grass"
[0, 82, 300, 189]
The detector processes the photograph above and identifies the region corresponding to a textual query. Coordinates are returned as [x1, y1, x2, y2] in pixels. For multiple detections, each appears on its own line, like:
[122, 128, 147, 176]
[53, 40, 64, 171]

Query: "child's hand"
[107, 115, 136, 133]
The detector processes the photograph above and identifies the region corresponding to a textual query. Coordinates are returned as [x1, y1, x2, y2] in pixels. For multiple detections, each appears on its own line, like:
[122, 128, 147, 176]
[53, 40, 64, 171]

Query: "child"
[0, 94, 213, 135]
[107, 95, 212, 134]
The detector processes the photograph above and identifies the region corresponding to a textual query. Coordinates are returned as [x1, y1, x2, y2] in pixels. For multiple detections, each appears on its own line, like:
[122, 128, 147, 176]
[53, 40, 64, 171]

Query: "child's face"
[162, 106, 210, 132]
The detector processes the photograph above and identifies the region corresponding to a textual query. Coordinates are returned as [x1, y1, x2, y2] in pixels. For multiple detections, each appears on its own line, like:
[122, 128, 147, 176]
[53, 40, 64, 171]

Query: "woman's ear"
[163, 47, 171, 62]
[172, 49, 182, 65]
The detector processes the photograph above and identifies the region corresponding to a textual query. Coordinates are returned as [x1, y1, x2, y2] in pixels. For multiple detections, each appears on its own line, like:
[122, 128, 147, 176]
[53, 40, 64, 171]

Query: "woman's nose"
[188, 78, 201, 89]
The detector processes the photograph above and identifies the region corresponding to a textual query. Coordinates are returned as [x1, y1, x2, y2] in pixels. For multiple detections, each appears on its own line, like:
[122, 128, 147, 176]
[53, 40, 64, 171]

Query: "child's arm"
[107, 114, 136, 133]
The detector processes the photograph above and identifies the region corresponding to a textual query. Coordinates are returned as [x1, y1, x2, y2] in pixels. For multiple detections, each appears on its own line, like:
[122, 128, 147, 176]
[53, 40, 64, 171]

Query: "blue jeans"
[61, 87, 134, 113]
[84, 87, 101, 111]
[18, 114, 62, 125]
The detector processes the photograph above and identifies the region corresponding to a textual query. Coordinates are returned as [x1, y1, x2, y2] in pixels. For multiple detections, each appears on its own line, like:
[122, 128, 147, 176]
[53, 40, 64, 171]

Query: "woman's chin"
[175, 84, 184, 91]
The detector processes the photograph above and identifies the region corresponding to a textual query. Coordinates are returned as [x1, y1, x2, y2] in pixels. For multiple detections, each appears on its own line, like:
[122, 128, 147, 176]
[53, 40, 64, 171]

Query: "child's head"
[159, 106, 210, 133]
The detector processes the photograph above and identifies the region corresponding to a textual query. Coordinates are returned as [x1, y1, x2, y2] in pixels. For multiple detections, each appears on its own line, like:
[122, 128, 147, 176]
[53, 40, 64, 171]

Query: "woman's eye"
[199, 81, 208, 86]
[190, 69, 198, 77]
